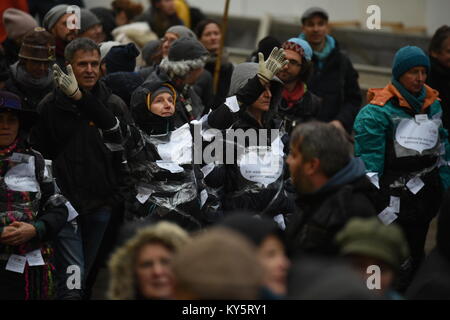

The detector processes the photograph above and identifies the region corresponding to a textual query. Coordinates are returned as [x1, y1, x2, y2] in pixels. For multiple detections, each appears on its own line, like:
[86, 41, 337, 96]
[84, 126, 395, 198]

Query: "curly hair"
[107, 221, 190, 300]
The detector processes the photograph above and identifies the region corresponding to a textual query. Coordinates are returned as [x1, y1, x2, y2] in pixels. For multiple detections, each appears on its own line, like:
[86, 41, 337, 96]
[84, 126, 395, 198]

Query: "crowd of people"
[0, 0, 450, 300]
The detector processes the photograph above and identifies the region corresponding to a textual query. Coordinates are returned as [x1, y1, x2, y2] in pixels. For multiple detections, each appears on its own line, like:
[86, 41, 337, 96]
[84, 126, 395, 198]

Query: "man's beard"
[278, 71, 298, 84]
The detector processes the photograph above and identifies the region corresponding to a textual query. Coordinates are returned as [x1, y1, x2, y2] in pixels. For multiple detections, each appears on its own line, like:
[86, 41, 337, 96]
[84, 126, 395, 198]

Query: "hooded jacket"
[285, 157, 378, 257]
[126, 80, 220, 230]
[131, 66, 204, 128]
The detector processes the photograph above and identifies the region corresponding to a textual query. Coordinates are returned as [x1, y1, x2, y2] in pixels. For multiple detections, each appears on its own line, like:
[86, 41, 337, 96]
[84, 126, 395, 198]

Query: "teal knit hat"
[392, 46, 430, 80]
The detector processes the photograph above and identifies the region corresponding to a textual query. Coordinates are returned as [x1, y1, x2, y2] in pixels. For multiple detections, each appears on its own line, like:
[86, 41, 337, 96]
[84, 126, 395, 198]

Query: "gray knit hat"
[79, 9, 101, 34]
[165, 25, 197, 40]
[160, 37, 208, 77]
[42, 4, 69, 31]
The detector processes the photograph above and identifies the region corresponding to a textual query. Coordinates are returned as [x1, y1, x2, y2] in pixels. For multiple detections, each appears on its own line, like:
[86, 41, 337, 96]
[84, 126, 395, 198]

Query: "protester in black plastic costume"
[204, 48, 295, 218]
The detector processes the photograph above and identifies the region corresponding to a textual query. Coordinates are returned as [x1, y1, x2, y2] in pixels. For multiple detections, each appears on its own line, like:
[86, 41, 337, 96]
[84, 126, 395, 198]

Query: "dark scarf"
[392, 78, 426, 112]
[11, 61, 53, 90]
[55, 37, 67, 58]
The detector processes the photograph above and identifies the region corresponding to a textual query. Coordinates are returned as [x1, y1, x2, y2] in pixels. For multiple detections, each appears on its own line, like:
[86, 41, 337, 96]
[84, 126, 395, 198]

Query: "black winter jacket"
[308, 41, 362, 132]
[31, 81, 132, 214]
[427, 56, 450, 138]
[279, 90, 322, 134]
[285, 159, 378, 257]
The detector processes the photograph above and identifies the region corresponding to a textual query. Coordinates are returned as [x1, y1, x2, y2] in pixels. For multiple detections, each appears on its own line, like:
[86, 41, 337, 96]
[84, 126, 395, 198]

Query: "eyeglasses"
[287, 59, 302, 67]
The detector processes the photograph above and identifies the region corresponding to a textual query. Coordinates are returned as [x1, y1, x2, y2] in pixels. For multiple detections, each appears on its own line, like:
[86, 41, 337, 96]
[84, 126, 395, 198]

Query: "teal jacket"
[354, 83, 450, 190]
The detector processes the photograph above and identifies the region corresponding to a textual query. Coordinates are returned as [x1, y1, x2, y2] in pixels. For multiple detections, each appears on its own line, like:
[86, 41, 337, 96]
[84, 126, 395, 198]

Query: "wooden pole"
[213, 0, 231, 95]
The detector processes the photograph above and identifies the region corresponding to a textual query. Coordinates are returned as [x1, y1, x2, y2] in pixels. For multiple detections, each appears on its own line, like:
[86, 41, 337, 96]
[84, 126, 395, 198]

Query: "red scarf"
[282, 82, 306, 108]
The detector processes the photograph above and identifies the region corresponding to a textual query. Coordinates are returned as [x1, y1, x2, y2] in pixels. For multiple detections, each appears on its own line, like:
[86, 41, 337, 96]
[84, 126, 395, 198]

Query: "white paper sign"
[389, 196, 400, 213]
[273, 214, 286, 230]
[201, 163, 215, 178]
[271, 136, 285, 156]
[136, 193, 151, 204]
[9, 153, 32, 163]
[395, 119, 439, 153]
[65, 202, 79, 222]
[157, 124, 192, 164]
[406, 176, 425, 194]
[366, 172, 380, 189]
[200, 189, 208, 208]
[238, 147, 283, 187]
[5, 254, 27, 273]
[225, 96, 240, 113]
[4, 159, 39, 192]
[378, 207, 398, 225]
[26, 249, 45, 266]
[156, 160, 184, 173]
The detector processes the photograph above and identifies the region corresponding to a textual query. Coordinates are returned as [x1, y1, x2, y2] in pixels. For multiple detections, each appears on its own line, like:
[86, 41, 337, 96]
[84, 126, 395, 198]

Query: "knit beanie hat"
[160, 37, 208, 77]
[79, 9, 101, 34]
[42, 4, 69, 31]
[142, 39, 162, 65]
[3, 8, 38, 41]
[282, 37, 313, 61]
[104, 42, 140, 73]
[336, 217, 410, 271]
[19, 27, 56, 62]
[392, 46, 430, 80]
[165, 25, 197, 40]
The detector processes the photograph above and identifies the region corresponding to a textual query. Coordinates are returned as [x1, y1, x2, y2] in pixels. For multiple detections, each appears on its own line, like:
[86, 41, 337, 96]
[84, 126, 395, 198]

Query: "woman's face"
[0, 111, 19, 147]
[258, 235, 290, 296]
[150, 92, 175, 117]
[161, 32, 179, 58]
[135, 243, 175, 299]
[250, 84, 272, 112]
[200, 23, 221, 54]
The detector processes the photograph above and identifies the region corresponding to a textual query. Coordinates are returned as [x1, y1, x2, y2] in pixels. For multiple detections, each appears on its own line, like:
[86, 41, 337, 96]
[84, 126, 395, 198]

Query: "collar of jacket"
[367, 83, 440, 112]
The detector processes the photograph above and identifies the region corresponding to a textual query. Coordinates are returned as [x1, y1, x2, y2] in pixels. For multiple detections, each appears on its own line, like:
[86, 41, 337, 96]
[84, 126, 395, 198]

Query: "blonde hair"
[107, 221, 190, 300]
